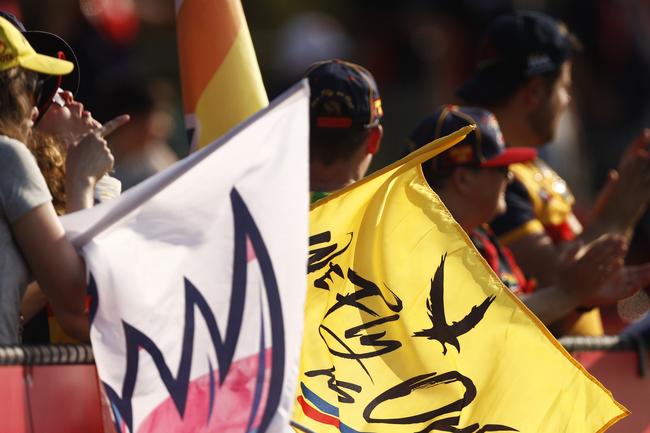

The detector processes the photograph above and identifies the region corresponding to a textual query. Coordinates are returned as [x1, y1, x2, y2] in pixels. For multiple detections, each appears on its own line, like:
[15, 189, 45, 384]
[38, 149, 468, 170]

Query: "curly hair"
[27, 131, 67, 215]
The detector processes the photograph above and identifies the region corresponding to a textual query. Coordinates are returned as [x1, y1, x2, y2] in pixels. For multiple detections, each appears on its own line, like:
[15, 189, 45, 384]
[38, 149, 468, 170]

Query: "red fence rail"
[0, 338, 646, 433]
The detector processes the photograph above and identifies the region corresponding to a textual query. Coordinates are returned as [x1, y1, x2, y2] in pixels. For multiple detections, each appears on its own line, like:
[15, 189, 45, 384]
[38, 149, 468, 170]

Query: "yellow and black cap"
[0, 11, 80, 120]
[0, 15, 73, 76]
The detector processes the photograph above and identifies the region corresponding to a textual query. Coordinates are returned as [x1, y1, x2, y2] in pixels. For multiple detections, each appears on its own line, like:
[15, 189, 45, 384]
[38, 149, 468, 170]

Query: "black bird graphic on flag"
[413, 253, 495, 355]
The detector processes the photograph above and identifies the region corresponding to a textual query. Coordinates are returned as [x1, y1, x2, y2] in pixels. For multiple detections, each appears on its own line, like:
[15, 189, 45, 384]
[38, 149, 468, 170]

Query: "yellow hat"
[0, 16, 73, 75]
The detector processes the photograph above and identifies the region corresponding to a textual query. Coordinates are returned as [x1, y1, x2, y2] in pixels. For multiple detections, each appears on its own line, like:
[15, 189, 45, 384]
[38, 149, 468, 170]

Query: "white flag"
[62, 81, 310, 433]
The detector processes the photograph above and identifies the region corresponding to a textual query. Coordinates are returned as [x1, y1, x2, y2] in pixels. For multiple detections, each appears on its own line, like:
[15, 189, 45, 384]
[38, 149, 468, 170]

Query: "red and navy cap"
[305, 59, 383, 129]
[458, 11, 575, 105]
[407, 105, 537, 169]
[0, 11, 80, 120]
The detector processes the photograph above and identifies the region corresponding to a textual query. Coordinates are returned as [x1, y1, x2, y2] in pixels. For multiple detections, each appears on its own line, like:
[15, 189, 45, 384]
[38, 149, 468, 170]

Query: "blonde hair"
[27, 131, 66, 215]
[0, 67, 66, 214]
[0, 67, 37, 143]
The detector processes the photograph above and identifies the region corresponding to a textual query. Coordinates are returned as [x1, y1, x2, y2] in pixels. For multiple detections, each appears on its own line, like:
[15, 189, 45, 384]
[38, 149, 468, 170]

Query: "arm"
[64, 129, 114, 212]
[20, 282, 48, 323]
[64, 115, 129, 212]
[12, 203, 89, 341]
[20, 281, 90, 341]
[502, 131, 650, 285]
[582, 129, 650, 242]
[519, 234, 626, 325]
[520, 285, 580, 325]
[520, 233, 650, 334]
[506, 232, 561, 287]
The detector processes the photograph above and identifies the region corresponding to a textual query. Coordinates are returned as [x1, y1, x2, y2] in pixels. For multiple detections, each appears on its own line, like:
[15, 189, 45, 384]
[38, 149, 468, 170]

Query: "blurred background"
[5, 0, 650, 278]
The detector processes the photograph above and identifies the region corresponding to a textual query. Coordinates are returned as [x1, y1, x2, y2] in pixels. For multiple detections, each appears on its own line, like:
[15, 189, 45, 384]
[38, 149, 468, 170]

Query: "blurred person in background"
[93, 70, 178, 190]
[406, 104, 650, 331]
[0, 16, 114, 343]
[306, 59, 383, 202]
[458, 10, 650, 335]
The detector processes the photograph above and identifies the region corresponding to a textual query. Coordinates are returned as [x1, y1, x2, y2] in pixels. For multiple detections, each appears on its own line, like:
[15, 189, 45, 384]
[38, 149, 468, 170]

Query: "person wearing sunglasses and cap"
[406, 105, 650, 328]
[0, 12, 127, 213]
[0, 15, 122, 343]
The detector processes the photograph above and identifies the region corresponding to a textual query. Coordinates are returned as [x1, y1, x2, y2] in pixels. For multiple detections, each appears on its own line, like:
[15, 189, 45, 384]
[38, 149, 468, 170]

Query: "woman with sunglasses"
[0, 16, 114, 344]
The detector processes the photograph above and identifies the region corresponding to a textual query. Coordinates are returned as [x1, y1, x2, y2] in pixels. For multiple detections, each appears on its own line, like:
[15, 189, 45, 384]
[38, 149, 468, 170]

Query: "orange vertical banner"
[176, 0, 269, 150]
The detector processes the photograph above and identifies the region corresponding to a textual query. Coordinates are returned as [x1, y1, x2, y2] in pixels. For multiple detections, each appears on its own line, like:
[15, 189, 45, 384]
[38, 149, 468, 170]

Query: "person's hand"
[64, 115, 130, 212]
[592, 129, 650, 237]
[584, 262, 650, 307]
[66, 115, 129, 183]
[589, 169, 618, 221]
[556, 234, 626, 306]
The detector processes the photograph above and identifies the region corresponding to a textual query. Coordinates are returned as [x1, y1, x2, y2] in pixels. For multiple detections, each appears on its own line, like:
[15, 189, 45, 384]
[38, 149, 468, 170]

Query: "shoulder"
[0, 135, 31, 157]
[0, 136, 52, 222]
[0, 135, 43, 181]
[0, 136, 43, 175]
[491, 177, 541, 235]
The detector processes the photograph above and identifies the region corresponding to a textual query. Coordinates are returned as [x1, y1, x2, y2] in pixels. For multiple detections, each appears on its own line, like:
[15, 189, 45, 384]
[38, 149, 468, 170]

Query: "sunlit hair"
[0, 67, 38, 143]
[27, 131, 66, 215]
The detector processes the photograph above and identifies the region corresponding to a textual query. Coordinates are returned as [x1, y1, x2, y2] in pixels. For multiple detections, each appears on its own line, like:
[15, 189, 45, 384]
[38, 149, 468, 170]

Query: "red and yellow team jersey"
[491, 158, 602, 336]
[491, 159, 582, 245]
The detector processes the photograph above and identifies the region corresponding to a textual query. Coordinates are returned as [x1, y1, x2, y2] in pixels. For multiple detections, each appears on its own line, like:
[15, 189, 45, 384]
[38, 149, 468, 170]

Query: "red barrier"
[0, 344, 645, 433]
[574, 350, 650, 433]
[0, 364, 106, 433]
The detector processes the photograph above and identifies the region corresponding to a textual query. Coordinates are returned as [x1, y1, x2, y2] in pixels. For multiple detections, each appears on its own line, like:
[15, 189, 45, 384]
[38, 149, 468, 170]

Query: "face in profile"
[468, 166, 512, 224]
[528, 61, 573, 145]
[36, 89, 100, 146]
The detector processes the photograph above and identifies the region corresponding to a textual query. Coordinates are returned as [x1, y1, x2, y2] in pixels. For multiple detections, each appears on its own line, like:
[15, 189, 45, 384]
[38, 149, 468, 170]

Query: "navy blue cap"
[458, 11, 574, 105]
[407, 105, 537, 168]
[305, 59, 383, 129]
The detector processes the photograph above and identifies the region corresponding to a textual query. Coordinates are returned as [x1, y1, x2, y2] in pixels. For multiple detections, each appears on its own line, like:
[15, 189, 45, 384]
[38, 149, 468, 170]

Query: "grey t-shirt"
[0, 135, 52, 344]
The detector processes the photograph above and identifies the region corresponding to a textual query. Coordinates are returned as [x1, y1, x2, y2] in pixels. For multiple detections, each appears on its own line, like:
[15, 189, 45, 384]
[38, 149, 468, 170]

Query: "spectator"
[407, 104, 650, 326]
[0, 15, 112, 343]
[0, 11, 129, 343]
[92, 71, 178, 190]
[457, 11, 650, 334]
[305, 59, 383, 201]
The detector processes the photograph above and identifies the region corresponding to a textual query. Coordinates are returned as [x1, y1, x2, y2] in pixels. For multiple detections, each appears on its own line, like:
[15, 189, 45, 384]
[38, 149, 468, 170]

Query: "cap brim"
[481, 147, 537, 167]
[19, 52, 73, 76]
[24, 31, 80, 96]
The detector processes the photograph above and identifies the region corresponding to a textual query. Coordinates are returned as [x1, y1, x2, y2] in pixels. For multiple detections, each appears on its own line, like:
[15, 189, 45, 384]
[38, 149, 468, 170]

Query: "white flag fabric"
[62, 81, 310, 433]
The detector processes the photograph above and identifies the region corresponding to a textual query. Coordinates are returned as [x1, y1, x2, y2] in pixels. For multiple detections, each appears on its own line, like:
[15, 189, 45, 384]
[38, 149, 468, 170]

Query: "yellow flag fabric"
[176, 0, 268, 150]
[292, 126, 627, 433]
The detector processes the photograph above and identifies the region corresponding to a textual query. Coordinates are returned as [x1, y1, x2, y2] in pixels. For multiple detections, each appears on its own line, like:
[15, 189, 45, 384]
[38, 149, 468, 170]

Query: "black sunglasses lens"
[32, 78, 44, 105]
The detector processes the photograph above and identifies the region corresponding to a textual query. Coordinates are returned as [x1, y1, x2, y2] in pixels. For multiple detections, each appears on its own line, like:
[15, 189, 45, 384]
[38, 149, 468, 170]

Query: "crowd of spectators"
[1, 0, 648, 367]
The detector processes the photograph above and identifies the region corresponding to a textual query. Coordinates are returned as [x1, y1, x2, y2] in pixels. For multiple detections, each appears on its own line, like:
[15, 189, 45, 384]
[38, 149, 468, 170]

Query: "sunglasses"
[33, 51, 66, 122]
[27, 76, 44, 107]
[470, 165, 513, 180]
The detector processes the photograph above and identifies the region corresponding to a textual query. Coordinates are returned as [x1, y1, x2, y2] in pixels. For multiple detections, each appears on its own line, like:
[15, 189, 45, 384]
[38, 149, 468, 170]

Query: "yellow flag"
[293, 126, 627, 433]
[176, 0, 268, 150]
